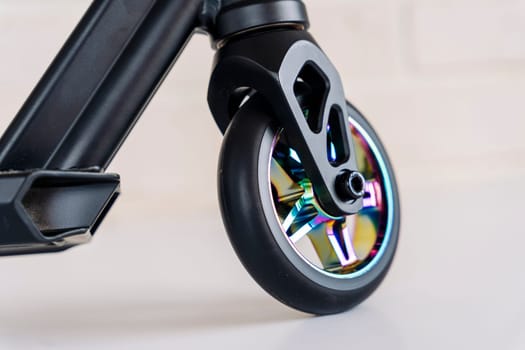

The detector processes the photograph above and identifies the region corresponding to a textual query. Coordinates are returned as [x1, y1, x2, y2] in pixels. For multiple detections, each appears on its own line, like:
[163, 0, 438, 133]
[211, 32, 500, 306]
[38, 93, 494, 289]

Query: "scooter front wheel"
[218, 96, 400, 315]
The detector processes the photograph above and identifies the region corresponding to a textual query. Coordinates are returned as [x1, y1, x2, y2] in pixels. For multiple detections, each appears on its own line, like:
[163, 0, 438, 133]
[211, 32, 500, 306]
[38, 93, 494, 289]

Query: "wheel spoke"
[271, 159, 303, 203]
[363, 179, 382, 209]
[281, 195, 306, 232]
[326, 221, 358, 267]
[289, 215, 329, 243]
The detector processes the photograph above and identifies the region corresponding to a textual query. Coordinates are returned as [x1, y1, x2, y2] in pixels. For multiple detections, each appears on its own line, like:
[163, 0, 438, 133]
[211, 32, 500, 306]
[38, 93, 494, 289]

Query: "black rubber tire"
[218, 96, 400, 315]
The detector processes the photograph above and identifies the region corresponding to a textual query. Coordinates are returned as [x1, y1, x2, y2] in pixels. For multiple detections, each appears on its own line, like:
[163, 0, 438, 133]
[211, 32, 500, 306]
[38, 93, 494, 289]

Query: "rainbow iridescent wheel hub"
[269, 115, 394, 278]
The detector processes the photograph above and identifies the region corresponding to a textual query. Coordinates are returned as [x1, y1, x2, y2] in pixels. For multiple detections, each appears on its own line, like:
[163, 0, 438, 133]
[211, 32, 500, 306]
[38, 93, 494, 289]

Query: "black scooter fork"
[208, 26, 366, 217]
[206, 1, 366, 216]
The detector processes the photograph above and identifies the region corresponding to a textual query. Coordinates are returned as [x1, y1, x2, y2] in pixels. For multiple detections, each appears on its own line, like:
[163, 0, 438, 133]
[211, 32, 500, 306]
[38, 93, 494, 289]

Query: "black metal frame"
[0, 0, 362, 256]
[0, 0, 202, 171]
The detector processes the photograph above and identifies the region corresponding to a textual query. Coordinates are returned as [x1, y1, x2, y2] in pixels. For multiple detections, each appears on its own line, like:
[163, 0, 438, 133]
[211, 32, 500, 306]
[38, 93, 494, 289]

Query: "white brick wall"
[0, 0, 524, 206]
[411, 0, 525, 67]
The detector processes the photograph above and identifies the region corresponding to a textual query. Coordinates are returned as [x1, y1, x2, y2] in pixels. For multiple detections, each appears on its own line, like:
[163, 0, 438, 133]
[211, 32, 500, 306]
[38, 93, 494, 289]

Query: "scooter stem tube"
[0, 0, 203, 171]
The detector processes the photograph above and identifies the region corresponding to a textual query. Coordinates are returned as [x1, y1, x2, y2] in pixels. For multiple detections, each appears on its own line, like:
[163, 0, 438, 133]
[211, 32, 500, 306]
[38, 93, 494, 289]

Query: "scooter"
[0, 0, 400, 315]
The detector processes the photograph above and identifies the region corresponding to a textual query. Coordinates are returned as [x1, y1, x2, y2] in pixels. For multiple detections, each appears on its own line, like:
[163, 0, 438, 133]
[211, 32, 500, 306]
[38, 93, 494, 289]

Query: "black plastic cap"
[214, 0, 309, 42]
[0, 170, 120, 256]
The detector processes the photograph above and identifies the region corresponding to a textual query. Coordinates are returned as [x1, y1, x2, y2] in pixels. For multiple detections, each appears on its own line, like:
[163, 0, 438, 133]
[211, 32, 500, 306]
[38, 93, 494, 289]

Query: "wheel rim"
[268, 113, 395, 279]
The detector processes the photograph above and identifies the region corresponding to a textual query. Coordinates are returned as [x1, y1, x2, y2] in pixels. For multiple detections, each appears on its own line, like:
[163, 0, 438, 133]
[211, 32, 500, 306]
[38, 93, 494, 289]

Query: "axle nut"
[337, 171, 366, 201]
